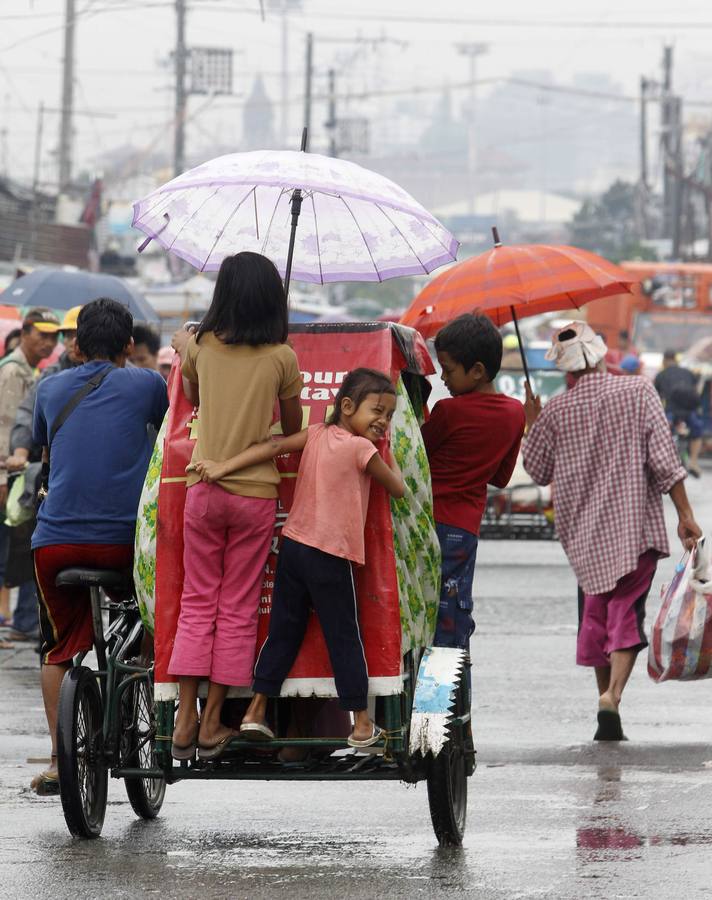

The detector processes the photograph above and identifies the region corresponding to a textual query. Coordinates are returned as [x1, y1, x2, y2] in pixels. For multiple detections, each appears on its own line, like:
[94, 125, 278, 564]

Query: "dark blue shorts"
[433, 523, 478, 650]
[667, 411, 704, 440]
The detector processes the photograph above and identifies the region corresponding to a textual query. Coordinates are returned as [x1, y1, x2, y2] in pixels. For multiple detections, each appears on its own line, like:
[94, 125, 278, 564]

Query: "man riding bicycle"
[30, 299, 168, 794]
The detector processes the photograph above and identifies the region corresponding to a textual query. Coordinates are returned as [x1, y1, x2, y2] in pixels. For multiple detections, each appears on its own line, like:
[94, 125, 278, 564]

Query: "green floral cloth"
[390, 377, 441, 654]
[134, 418, 166, 635]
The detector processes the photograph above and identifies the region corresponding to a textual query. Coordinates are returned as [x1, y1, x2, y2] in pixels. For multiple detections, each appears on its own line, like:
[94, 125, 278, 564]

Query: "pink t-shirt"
[282, 423, 378, 565]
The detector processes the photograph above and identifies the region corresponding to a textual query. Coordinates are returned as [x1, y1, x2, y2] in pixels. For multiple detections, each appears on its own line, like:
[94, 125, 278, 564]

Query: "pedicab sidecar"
[57, 322, 473, 845]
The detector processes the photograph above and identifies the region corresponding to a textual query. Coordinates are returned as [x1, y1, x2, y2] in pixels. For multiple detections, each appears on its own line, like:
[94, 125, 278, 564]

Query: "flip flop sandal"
[347, 724, 383, 748]
[239, 722, 275, 741]
[171, 739, 198, 761]
[31, 755, 59, 796]
[594, 708, 626, 742]
[197, 731, 238, 760]
[171, 723, 200, 760]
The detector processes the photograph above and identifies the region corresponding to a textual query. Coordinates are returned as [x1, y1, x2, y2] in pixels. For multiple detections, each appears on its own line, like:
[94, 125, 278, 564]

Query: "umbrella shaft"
[510, 306, 532, 388]
[284, 189, 304, 298]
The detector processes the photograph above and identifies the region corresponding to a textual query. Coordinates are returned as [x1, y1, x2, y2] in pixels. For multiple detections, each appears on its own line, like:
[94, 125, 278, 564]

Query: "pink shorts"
[576, 550, 658, 668]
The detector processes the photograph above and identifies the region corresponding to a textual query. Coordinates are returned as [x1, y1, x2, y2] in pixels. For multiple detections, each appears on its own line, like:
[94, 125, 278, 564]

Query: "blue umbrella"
[0, 268, 159, 325]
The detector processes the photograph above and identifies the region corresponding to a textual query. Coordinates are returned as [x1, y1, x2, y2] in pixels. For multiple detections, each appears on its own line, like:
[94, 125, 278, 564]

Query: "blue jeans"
[0, 521, 9, 587]
[12, 579, 39, 635]
[433, 523, 478, 650]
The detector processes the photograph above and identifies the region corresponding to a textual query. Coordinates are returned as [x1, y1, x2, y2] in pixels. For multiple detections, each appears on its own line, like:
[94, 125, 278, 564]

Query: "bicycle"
[54, 567, 165, 838]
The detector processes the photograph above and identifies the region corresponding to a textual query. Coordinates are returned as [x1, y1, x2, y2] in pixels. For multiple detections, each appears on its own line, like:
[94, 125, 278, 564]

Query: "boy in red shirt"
[422, 313, 525, 648]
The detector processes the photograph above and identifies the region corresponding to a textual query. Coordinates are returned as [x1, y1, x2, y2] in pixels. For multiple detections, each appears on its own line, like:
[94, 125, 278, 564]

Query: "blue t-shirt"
[32, 361, 169, 549]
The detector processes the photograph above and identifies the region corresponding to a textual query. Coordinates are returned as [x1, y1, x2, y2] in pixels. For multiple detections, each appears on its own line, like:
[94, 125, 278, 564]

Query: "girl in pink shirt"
[192, 368, 404, 747]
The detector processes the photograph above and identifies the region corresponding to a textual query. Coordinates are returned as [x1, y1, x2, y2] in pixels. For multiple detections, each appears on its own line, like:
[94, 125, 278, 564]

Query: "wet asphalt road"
[1, 472, 711, 899]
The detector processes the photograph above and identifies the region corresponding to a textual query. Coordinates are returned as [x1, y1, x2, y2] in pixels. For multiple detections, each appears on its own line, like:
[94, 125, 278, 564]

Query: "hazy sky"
[2, 0, 712, 191]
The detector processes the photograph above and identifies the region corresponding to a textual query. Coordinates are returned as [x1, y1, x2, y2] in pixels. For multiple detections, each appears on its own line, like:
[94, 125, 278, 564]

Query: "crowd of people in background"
[0, 308, 174, 651]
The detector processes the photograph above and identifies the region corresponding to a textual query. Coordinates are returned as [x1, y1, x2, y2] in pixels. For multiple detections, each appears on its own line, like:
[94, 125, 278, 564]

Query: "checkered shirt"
[523, 372, 686, 595]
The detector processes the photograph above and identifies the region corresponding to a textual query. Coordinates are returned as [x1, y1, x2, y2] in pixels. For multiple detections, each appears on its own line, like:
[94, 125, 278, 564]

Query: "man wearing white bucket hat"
[522, 321, 702, 741]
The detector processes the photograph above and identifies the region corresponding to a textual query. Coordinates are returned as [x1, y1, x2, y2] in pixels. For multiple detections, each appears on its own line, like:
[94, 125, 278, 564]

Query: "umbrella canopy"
[0, 268, 159, 325]
[399, 241, 637, 337]
[132, 149, 458, 284]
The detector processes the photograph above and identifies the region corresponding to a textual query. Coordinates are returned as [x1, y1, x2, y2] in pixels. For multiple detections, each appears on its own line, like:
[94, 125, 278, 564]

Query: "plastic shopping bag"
[648, 537, 712, 682]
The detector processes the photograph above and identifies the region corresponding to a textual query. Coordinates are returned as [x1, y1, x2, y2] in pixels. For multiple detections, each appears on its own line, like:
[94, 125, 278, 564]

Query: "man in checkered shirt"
[523, 322, 701, 741]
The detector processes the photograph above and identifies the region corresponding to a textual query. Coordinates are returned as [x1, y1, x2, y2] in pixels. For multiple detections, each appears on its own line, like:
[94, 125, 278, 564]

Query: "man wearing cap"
[0, 308, 60, 642]
[7, 306, 83, 475]
[1, 309, 85, 647]
[522, 321, 701, 741]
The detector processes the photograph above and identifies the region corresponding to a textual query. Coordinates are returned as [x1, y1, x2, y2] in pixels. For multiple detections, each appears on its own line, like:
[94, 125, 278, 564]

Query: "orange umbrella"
[400, 228, 638, 382]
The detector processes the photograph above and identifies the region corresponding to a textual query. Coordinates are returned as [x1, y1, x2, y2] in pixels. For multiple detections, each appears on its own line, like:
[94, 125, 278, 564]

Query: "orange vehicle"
[586, 261, 712, 358]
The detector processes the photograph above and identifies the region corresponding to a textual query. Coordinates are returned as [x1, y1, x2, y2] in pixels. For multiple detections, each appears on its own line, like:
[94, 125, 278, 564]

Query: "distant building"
[0, 176, 90, 269]
[242, 75, 276, 150]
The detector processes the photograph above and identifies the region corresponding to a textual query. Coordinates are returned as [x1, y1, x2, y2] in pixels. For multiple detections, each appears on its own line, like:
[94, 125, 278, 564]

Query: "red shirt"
[421, 392, 525, 536]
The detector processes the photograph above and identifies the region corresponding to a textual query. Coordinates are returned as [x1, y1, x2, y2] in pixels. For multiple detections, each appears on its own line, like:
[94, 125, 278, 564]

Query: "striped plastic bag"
[648, 537, 712, 682]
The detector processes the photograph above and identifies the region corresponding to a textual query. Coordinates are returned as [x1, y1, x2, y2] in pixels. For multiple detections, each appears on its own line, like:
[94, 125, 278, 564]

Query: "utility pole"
[639, 77, 649, 190]
[174, 0, 187, 177]
[303, 32, 313, 145]
[671, 95, 684, 259]
[280, 0, 288, 145]
[636, 76, 651, 240]
[661, 45, 674, 243]
[33, 103, 45, 194]
[58, 0, 76, 191]
[326, 68, 337, 157]
[456, 42, 488, 217]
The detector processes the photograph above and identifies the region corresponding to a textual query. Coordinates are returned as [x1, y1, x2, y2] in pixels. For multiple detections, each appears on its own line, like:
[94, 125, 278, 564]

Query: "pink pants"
[168, 482, 275, 686]
[576, 550, 658, 668]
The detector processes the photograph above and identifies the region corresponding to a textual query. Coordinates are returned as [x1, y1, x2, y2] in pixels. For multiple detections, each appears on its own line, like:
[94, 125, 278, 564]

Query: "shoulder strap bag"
[38, 365, 115, 502]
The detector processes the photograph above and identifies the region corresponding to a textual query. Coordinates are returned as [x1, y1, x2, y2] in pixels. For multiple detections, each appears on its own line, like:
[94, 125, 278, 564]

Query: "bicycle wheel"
[121, 675, 166, 819]
[56, 666, 108, 839]
[426, 675, 468, 847]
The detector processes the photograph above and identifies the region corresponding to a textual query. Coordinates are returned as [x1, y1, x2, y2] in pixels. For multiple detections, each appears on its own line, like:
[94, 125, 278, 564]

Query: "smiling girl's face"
[339, 391, 397, 443]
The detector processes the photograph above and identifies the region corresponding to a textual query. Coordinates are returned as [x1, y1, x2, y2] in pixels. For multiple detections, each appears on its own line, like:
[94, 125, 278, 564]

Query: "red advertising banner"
[154, 323, 433, 699]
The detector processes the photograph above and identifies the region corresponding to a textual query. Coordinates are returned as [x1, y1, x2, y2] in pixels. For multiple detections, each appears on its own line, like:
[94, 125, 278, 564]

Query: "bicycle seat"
[55, 567, 133, 591]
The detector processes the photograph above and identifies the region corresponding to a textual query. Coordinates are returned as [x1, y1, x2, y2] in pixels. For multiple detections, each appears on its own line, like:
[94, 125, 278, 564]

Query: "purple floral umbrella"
[132, 138, 458, 294]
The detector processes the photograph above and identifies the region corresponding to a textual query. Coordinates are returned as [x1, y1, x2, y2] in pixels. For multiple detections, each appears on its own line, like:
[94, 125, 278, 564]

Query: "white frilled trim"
[154, 674, 403, 702]
[408, 647, 466, 758]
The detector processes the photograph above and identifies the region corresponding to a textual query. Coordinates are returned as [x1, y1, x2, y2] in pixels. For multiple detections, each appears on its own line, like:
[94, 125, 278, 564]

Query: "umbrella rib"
[202, 186, 258, 272]
[418, 217, 456, 256]
[340, 196, 382, 283]
[376, 204, 427, 273]
[135, 188, 177, 226]
[167, 187, 221, 253]
[260, 188, 288, 258]
[310, 193, 324, 285]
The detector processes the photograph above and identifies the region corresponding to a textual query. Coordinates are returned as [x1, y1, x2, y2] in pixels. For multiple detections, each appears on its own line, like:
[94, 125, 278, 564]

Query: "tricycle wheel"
[121, 676, 165, 819]
[56, 666, 108, 839]
[426, 676, 468, 847]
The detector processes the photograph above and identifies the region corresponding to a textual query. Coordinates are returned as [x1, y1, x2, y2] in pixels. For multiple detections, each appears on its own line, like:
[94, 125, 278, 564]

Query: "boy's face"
[437, 350, 483, 396]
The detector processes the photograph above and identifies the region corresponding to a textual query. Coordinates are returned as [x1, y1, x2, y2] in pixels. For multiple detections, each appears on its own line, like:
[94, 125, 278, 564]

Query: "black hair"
[132, 323, 160, 356]
[434, 313, 502, 382]
[663, 349, 677, 361]
[2, 328, 21, 357]
[327, 368, 397, 426]
[77, 297, 133, 361]
[197, 252, 288, 346]
[619, 329, 630, 341]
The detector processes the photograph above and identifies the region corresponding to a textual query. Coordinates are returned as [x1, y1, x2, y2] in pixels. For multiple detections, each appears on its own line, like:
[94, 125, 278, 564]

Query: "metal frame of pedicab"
[54, 325, 475, 846]
[54, 554, 474, 846]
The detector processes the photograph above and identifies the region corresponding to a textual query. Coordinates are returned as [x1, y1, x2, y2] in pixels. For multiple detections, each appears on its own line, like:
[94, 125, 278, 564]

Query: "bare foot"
[198, 724, 235, 748]
[172, 719, 199, 749]
[598, 691, 618, 713]
[350, 719, 377, 742]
